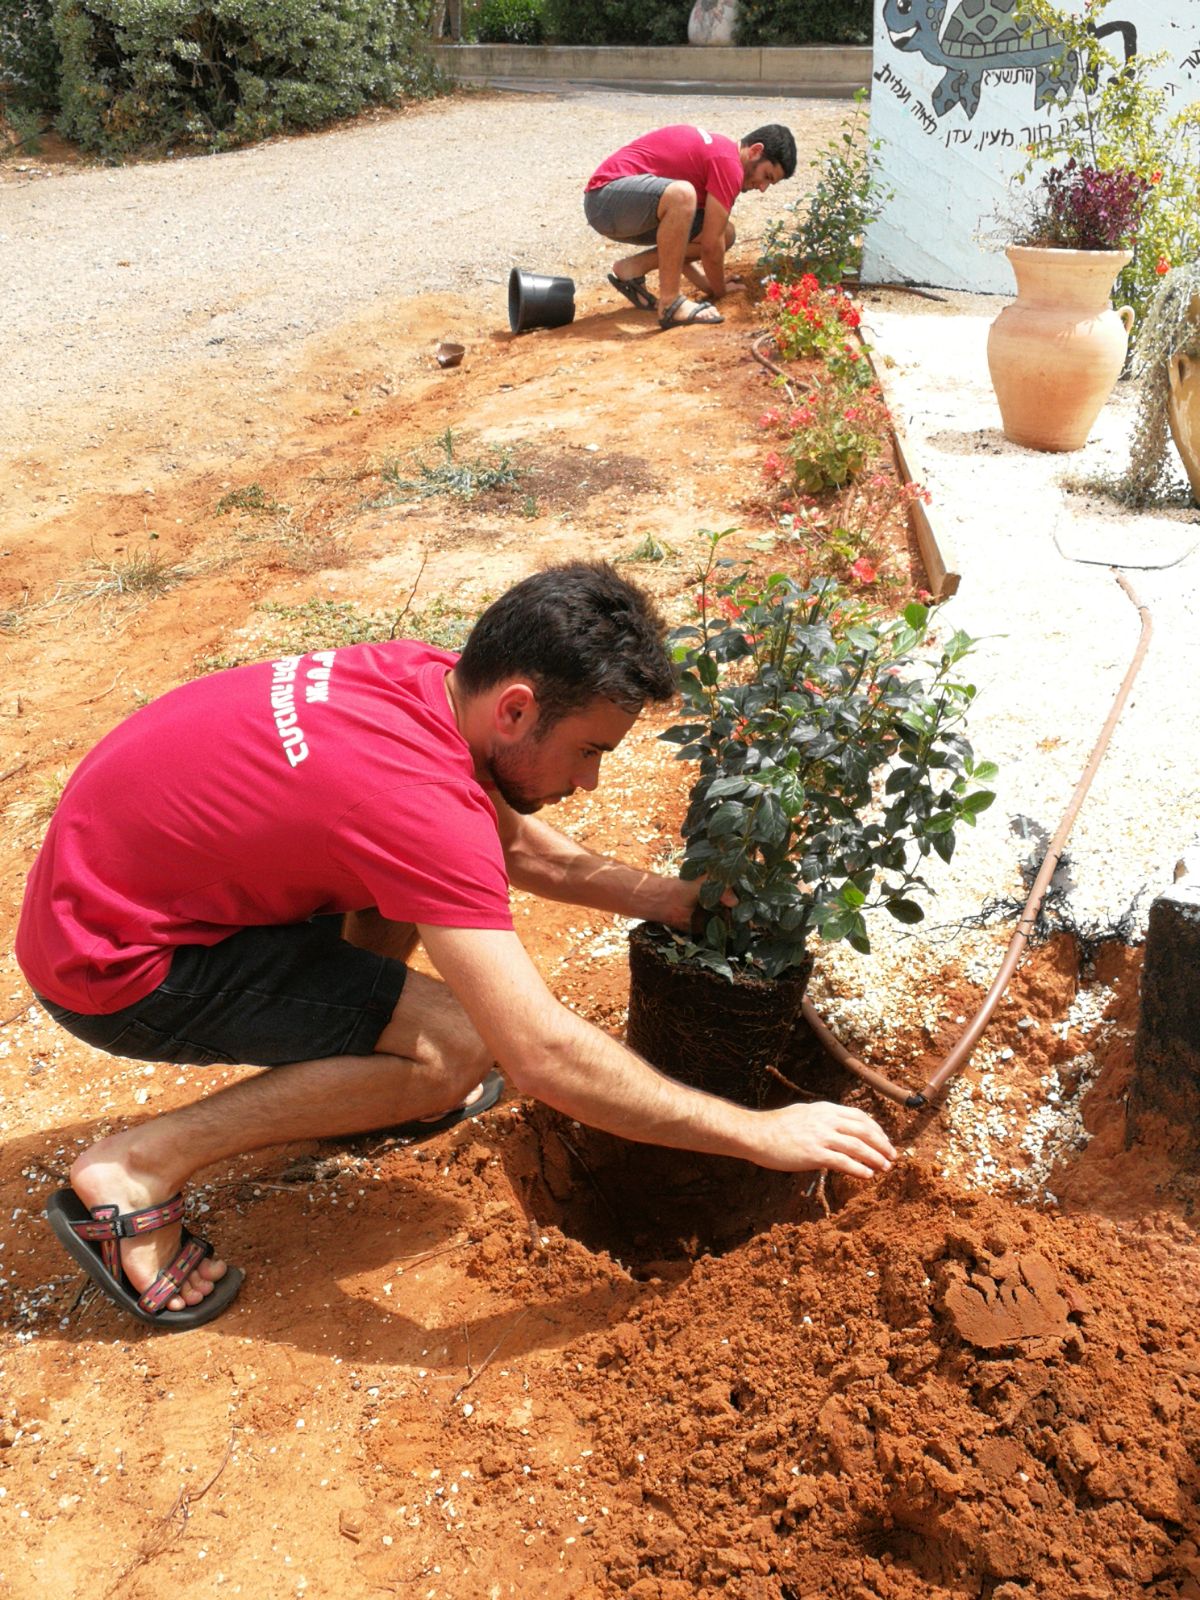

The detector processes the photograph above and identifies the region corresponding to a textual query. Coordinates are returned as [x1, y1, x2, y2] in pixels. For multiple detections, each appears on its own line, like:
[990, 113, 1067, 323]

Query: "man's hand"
[659, 874, 735, 932]
[754, 1101, 896, 1177]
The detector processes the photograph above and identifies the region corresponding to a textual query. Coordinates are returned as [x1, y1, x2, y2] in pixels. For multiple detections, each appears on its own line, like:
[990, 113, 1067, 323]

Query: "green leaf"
[840, 882, 867, 908]
[886, 898, 925, 924]
[923, 812, 956, 835]
[963, 790, 995, 815]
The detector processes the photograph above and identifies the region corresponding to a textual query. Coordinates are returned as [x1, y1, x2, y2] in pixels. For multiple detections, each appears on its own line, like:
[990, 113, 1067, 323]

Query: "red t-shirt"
[16, 641, 514, 1013]
[585, 124, 743, 216]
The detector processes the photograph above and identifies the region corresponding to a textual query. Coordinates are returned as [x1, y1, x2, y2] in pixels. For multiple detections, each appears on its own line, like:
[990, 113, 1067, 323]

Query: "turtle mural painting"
[882, 0, 1080, 120]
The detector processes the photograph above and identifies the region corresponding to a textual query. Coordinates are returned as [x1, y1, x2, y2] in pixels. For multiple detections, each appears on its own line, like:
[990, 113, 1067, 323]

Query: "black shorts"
[36, 916, 407, 1068]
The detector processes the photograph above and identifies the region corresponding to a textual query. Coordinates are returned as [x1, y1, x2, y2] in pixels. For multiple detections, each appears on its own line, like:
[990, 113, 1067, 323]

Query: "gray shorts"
[35, 916, 407, 1068]
[584, 177, 705, 248]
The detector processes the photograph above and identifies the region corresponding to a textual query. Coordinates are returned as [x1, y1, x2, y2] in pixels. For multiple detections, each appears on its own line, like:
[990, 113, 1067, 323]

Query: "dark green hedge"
[474, 0, 544, 45]
[736, 0, 872, 47]
[541, 0, 691, 47]
[51, 0, 440, 157]
[1, 0, 62, 110]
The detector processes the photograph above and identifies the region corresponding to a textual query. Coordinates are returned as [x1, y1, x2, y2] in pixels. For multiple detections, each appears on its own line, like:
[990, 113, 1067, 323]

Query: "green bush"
[541, 0, 690, 47]
[759, 90, 890, 285]
[736, 0, 872, 47]
[474, 0, 543, 44]
[51, 0, 441, 157]
[1, 0, 62, 111]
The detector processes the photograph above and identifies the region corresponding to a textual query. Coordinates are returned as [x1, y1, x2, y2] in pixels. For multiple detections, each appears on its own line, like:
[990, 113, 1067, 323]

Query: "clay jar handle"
[1118, 305, 1135, 335]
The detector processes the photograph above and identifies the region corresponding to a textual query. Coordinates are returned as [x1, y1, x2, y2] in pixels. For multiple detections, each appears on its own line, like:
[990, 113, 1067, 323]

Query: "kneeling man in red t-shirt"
[584, 122, 796, 329]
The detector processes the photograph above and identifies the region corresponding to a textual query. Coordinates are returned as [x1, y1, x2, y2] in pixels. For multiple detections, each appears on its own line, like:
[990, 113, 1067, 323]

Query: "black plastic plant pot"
[508, 267, 576, 334]
[627, 923, 813, 1109]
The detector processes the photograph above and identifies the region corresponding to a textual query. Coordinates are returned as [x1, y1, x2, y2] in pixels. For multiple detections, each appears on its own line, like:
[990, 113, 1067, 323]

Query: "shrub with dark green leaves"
[474, 0, 543, 44]
[541, 0, 690, 47]
[1, 0, 62, 111]
[661, 530, 995, 977]
[51, 0, 441, 157]
[735, 0, 872, 47]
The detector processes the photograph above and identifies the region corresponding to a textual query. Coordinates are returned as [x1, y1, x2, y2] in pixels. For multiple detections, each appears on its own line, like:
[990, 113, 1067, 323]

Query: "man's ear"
[744, 141, 764, 163]
[493, 680, 538, 741]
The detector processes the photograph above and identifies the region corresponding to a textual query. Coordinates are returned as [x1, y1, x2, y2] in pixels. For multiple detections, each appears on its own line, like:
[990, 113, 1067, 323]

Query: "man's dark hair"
[742, 123, 797, 179]
[456, 561, 674, 729]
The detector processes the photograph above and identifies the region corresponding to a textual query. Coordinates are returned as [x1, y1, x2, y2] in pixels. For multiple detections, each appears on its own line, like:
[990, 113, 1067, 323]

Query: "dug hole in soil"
[2, 253, 1199, 1600]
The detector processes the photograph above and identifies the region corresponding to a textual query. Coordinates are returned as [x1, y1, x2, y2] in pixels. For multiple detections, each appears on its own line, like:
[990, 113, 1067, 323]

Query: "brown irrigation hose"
[803, 572, 1154, 1111]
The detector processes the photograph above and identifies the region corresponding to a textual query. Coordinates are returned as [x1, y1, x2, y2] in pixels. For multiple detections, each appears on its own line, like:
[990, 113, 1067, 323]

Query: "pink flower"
[716, 595, 744, 620]
[758, 407, 781, 428]
[851, 557, 877, 584]
[762, 451, 787, 480]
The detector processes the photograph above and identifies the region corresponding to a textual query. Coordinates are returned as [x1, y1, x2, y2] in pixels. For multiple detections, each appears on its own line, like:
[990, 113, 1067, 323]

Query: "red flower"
[851, 557, 877, 584]
[758, 407, 781, 428]
[843, 405, 862, 422]
[800, 274, 820, 294]
[716, 595, 744, 619]
[762, 451, 787, 480]
[766, 280, 782, 301]
[788, 406, 815, 429]
[1156, 256, 1171, 275]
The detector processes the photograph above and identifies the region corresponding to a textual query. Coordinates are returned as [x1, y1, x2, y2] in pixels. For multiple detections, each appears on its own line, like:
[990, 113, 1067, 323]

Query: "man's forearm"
[699, 243, 726, 298]
[505, 813, 690, 926]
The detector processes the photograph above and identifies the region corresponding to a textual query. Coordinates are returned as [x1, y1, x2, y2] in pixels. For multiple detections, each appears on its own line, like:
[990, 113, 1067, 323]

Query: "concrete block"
[1128, 868, 1200, 1145]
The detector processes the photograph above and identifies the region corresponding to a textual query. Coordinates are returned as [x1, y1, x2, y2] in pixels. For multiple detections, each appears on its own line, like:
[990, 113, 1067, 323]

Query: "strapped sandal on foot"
[658, 293, 723, 331]
[381, 1068, 506, 1145]
[607, 272, 658, 313]
[47, 1188, 244, 1330]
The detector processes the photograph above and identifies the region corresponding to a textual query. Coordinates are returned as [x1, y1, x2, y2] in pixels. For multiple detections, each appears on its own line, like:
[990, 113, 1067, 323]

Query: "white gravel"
[860, 287, 1200, 944]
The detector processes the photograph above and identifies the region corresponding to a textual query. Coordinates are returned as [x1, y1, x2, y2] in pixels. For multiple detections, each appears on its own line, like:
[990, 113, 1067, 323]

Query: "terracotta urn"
[987, 246, 1134, 452]
[1166, 295, 1200, 507]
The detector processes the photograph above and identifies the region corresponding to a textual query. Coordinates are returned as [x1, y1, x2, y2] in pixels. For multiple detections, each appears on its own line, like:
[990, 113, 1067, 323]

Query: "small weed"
[519, 495, 540, 519]
[621, 533, 676, 564]
[5, 765, 70, 842]
[44, 547, 190, 619]
[372, 428, 521, 507]
[215, 483, 289, 517]
[195, 593, 481, 674]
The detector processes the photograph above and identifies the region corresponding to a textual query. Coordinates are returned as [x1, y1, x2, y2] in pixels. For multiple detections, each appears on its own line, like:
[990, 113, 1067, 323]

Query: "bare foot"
[70, 1137, 227, 1311]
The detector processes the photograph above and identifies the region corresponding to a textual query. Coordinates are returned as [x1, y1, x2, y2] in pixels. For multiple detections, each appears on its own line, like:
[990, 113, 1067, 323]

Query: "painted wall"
[861, 2, 1200, 293]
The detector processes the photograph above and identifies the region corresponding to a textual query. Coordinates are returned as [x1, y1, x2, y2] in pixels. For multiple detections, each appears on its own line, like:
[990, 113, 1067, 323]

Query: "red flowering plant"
[764, 274, 872, 390]
[655, 528, 996, 977]
[791, 472, 933, 589]
[760, 378, 889, 497]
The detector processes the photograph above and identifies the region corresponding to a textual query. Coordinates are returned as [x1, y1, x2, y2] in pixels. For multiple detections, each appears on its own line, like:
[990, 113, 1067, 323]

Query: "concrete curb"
[432, 43, 871, 98]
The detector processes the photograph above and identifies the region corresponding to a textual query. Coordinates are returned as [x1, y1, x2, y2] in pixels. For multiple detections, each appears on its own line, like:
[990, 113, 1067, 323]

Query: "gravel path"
[0, 89, 843, 449]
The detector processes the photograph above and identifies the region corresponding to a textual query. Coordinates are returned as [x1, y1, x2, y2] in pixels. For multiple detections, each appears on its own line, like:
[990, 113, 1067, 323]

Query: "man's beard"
[486, 742, 567, 815]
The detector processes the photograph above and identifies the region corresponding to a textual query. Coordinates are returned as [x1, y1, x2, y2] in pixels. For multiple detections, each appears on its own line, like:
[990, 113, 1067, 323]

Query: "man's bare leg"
[612, 181, 720, 326]
[68, 969, 491, 1311]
